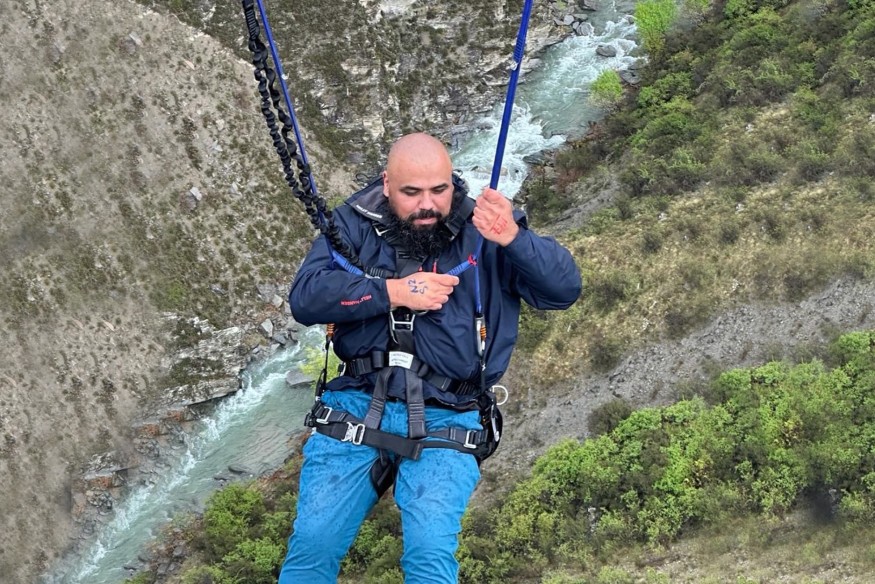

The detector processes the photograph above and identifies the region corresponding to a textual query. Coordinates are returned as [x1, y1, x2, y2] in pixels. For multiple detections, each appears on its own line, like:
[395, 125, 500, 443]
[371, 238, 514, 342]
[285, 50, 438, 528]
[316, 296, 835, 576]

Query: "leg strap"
[305, 402, 490, 461]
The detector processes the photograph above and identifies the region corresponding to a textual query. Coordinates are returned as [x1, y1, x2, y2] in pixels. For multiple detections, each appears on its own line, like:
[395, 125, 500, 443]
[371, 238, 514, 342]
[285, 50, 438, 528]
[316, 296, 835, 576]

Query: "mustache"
[406, 209, 443, 222]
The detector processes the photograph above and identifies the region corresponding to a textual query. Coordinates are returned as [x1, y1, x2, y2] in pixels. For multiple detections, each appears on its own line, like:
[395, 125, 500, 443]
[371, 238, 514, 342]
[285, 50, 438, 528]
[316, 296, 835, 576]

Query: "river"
[56, 3, 638, 582]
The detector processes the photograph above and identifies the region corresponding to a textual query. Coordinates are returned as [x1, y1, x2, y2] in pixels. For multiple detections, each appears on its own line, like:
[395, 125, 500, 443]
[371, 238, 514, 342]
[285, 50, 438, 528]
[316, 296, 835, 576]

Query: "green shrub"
[586, 270, 633, 312]
[596, 566, 635, 584]
[718, 219, 741, 245]
[726, 10, 787, 68]
[640, 230, 663, 255]
[713, 138, 784, 186]
[589, 332, 625, 372]
[180, 565, 236, 584]
[635, 0, 678, 55]
[590, 70, 624, 109]
[221, 538, 285, 584]
[589, 399, 634, 437]
[637, 72, 693, 108]
[460, 333, 875, 577]
[631, 98, 705, 155]
[201, 484, 266, 560]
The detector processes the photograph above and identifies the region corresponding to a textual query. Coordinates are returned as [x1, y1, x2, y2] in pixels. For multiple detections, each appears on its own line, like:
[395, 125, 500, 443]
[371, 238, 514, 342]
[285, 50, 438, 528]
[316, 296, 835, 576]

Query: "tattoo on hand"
[407, 278, 427, 294]
[490, 217, 508, 235]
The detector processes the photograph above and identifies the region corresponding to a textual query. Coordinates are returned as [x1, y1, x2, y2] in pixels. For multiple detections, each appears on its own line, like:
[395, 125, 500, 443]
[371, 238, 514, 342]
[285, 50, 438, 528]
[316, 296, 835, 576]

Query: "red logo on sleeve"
[340, 294, 373, 306]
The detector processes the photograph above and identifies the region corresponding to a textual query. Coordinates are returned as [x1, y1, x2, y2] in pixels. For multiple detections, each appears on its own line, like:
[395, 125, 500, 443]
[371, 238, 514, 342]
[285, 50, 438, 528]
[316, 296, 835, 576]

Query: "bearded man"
[278, 133, 581, 583]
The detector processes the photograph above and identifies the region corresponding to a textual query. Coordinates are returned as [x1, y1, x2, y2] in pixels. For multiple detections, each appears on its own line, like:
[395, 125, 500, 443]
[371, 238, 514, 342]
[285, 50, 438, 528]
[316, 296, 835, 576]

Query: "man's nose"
[419, 193, 435, 210]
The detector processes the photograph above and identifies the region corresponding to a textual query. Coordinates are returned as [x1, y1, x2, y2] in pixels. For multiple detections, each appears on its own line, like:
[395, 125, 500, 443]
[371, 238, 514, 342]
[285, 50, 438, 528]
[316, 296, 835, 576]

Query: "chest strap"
[342, 350, 482, 397]
[305, 402, 490, 461]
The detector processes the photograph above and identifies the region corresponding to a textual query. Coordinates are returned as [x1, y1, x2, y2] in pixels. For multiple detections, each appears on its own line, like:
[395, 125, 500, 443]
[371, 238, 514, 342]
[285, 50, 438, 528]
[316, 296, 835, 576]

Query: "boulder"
[596, 44, 617, 58]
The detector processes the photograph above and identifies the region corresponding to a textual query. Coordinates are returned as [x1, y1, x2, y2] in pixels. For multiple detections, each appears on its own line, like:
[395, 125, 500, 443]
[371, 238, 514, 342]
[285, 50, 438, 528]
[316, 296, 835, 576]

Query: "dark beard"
[387, 195, 461, 261]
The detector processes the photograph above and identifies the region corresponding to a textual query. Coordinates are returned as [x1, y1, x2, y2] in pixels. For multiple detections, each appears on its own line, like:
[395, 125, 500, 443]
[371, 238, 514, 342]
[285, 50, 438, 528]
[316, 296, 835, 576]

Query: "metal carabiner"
[491, 384, 509, 406]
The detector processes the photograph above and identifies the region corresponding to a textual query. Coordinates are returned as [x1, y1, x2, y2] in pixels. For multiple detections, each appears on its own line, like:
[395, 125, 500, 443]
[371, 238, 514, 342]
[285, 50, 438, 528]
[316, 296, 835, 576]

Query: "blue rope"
[255, 0, 319, 200]
[447, 0, 534, 288]
[490, 0, 534, 190]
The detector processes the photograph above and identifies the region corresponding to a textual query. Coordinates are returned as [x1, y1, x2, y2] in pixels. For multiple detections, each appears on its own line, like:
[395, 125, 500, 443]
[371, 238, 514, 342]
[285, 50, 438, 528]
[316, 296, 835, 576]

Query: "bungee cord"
[241, 0, 363, 273]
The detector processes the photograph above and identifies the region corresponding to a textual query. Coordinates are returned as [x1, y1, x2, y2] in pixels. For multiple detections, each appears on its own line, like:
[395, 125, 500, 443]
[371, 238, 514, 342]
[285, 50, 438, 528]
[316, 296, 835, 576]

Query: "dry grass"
[530, 172, 875, 386]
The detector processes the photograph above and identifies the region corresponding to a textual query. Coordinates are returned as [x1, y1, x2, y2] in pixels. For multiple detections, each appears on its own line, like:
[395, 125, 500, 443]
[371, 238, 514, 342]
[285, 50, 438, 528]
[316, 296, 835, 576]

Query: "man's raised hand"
[473, 187, 519, 247]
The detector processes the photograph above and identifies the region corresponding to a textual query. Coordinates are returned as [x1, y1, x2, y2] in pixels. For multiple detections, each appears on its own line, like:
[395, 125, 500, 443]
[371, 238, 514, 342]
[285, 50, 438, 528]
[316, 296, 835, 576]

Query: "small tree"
[635, 0, 678, 55]
[590, 70, 624, 109]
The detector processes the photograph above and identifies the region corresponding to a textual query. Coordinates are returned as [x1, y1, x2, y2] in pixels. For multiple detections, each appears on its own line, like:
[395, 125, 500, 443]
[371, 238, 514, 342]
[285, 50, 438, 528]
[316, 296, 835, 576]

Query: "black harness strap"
[307, 403, 490, 461]
[405, 369, 427, 439]
[342, 352, 482, 396]
[363, 367, 391, 430]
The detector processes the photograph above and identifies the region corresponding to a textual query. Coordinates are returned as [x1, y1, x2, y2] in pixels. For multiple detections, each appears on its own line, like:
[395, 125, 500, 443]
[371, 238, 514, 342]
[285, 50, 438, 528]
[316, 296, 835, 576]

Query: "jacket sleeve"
[289, 228, 392, 326]
[502, 223, 582, 310]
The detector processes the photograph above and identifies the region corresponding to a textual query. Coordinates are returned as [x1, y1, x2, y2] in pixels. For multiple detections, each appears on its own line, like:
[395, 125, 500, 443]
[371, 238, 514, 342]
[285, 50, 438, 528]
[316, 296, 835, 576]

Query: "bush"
[589, 332, 625, 372]
[640, 230, 663, 254]
[586, 270, 632, 312]
[718, 219, 741, 245]
[221, 538, 284, 584]
[437, 333, 875, 579]
[180, 565, 236, 584]
[637, 72, 694, 108]
[791, 140, 832, 183]
[713, 137, 784, 186]
[635, 0, 678, 55]
[201, 484, 267, 560]
[590, 70, 624, 109]
[589, 399, 634, 437]
[631, 98, 705, 155]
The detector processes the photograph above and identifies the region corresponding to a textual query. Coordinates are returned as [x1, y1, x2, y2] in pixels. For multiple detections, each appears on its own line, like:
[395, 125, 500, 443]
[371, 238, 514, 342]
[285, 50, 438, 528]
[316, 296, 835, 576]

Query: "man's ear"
[382, 171, 389, 198]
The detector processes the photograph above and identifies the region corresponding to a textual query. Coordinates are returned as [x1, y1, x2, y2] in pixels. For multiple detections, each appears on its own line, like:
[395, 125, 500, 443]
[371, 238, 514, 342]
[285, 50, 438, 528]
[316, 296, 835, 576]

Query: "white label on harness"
[388, 351, 414, 369]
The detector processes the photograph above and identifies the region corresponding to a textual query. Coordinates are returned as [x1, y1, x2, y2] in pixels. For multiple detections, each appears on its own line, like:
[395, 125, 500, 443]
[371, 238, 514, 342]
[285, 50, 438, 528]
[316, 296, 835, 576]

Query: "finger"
[480, 187, 500, 201]
[434, 274, 459, 286]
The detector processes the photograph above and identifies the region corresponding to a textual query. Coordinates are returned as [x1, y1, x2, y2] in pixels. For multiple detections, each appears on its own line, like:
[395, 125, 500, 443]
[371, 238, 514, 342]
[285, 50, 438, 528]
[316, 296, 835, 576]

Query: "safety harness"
[302, 178, 505, 494]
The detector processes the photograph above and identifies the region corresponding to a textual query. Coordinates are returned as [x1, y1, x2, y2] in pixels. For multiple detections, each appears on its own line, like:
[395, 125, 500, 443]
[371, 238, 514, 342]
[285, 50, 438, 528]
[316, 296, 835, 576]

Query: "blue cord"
[448, 0, 534, 283]
[490, 0, 534, 190]
[255, 0, 320, 200]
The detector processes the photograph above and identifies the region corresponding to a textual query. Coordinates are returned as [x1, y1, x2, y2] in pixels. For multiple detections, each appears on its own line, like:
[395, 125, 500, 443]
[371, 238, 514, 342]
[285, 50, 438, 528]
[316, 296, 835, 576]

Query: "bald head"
[386, 133, 452, 177]
[383, 133, 454, 227]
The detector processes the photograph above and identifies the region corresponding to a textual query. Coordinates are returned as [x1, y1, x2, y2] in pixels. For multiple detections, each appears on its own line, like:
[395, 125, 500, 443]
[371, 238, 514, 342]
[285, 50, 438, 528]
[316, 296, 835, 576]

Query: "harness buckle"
[463, 430, 478, 450]
[389, 310, 416, 343]
[343, 422, 366, 445]
[315, 406, 334, 425]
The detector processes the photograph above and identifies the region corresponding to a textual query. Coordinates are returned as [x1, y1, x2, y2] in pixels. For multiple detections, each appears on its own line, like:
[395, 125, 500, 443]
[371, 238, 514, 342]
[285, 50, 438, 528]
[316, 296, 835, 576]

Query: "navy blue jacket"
[289, 177, 581, 409]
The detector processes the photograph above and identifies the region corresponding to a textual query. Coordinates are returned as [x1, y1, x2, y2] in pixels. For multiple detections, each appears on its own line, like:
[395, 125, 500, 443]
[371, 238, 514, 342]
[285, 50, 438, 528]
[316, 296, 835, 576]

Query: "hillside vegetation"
[523, 0, 875, 385]
[126, 0, 875, 583]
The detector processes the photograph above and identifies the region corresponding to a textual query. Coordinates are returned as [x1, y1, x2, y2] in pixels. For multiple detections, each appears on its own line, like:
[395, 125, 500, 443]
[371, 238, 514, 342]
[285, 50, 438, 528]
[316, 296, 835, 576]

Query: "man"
[279, 133, 581, 583]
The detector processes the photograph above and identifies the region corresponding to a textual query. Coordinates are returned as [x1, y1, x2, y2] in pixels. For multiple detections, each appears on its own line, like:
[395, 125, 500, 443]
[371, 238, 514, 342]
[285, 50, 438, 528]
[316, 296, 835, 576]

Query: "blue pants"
[278, 389, 482, 584]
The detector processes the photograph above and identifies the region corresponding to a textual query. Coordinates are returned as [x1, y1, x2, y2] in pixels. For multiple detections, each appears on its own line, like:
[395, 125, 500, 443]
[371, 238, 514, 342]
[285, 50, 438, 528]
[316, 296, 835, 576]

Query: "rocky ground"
[484, 276, 875, 495]
[0, 0, 341, 581]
